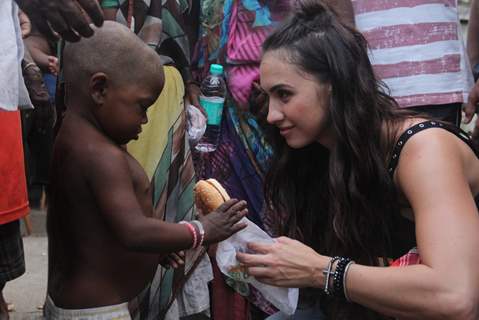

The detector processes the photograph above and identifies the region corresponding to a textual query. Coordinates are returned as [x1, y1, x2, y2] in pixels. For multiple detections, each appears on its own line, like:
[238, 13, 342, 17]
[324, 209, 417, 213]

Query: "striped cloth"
[352, 0, 473, 107]
[391, 247, 421, 267]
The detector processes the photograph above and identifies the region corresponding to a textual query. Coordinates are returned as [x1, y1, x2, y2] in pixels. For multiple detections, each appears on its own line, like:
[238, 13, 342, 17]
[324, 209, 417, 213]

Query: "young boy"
[45, 21, 247, 319]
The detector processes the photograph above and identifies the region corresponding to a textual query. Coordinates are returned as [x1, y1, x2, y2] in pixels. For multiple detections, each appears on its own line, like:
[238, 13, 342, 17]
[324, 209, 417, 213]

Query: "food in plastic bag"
[216, 218, 299, 315]
[186, 104, 207, 146]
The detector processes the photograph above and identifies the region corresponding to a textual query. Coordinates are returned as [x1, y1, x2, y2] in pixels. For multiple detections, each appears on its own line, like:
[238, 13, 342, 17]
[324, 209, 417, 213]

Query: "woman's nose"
[267, 103, 284, 124]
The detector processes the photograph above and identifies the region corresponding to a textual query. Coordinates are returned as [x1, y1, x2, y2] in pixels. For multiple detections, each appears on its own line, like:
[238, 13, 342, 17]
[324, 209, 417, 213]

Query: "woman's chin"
[285, 138, 307, 149]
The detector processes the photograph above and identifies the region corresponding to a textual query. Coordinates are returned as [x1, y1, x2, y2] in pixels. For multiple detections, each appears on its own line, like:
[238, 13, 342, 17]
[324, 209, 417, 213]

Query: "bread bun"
[194, 179, 230, 214]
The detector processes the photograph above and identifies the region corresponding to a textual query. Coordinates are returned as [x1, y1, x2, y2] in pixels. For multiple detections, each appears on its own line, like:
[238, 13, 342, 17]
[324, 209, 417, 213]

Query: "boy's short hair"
[63, 21, 163, 92]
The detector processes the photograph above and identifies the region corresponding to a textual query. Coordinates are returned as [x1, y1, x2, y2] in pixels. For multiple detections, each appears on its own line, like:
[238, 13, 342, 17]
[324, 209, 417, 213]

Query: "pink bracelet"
[179, 221, 197, 249]
[190, 220, 205, 248]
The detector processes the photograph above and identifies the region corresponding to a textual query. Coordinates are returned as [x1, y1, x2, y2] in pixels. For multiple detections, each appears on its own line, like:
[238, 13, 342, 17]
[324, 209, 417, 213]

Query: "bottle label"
[199, 95, 225, 125]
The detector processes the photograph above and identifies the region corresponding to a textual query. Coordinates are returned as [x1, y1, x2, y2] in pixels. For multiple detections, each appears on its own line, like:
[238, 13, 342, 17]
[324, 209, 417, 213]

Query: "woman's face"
[260, 50, 334, 149]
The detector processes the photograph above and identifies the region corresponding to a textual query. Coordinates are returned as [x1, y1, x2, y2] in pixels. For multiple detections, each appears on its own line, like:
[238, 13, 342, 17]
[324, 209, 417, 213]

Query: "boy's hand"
[199, 199, 248, 245]
[160, 251, 185, 269]
[16, 0, 104, 42]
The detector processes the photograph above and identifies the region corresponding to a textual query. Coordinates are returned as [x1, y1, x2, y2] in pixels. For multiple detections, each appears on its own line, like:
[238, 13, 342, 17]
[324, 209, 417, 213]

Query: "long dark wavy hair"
[262, 1, 417, 319]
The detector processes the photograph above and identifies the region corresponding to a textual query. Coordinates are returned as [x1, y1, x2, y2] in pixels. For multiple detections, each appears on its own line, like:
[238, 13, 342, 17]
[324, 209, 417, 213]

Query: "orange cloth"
[0, 110, 29, 224]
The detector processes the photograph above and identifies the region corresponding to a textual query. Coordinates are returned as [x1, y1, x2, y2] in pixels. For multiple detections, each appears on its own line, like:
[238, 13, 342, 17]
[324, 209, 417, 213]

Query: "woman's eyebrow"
[268, 83, 292, 93]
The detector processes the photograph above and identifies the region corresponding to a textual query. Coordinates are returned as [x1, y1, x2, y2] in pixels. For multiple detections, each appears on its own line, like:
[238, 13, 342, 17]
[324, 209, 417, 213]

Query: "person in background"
[352, 0, 473, 126]
[465, 0, 479, 142]
[22, 23, 58, 209]
[1, 0, 103, 318]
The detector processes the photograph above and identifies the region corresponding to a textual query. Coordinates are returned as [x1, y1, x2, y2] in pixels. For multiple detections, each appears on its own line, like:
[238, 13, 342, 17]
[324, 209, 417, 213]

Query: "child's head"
[64, 21, 164, 145]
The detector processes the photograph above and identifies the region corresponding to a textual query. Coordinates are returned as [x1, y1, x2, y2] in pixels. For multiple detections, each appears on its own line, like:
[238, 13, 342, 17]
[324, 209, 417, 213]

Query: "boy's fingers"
[230, 209, 247, 224]
[231, 221, 247, 233]
[226, 200, 247, 216]
[216, 199, 239, 212]
[171, 253, 184, 265]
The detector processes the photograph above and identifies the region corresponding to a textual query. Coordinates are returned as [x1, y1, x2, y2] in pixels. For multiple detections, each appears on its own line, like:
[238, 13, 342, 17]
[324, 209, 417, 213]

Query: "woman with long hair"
[237, 1, 479, 319]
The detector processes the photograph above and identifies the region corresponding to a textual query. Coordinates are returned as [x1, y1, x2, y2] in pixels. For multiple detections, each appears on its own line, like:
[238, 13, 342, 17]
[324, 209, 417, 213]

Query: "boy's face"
[96, 76, 164, 145]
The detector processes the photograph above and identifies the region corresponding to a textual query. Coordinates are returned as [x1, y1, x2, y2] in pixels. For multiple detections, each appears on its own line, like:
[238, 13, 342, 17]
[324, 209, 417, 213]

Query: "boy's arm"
[86, 148, 245, 253]
[324, 0, 355, 26]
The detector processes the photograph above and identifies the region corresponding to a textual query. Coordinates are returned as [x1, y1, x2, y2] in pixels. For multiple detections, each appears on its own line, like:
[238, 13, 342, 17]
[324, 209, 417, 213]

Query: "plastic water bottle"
[195, 64, 226, 152]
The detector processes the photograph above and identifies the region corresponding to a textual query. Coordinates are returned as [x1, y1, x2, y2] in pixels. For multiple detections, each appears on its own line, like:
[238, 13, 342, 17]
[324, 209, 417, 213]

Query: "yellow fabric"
[127, 66, 185, 179]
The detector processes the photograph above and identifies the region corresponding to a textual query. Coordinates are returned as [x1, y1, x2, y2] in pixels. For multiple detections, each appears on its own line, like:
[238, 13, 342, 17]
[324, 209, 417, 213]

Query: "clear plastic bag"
[186, 104, 207, 146]
[216, 218, 299, 315]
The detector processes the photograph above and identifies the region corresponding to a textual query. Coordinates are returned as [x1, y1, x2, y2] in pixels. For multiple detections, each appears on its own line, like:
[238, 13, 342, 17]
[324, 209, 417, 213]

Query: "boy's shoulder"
[55, 118, 128, 176]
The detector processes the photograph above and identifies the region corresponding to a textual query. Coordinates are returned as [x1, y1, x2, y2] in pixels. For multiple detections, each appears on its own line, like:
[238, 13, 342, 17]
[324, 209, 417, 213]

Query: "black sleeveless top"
[386, 120, 479, 259]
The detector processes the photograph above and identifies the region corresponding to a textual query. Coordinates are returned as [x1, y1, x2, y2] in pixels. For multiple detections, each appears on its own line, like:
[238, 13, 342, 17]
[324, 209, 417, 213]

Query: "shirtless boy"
[45, 21, 247, 319]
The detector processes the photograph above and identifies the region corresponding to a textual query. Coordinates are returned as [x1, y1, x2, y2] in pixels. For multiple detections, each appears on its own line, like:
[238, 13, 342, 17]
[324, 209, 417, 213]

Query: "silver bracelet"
[343, 261, 355, 302]
[322, 256, 340, 295]
[190, 220, 205, 247]
[23, 62, 37, 71]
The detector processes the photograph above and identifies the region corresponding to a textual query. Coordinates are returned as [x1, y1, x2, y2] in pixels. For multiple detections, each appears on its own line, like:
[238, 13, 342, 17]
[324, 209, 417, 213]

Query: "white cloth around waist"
[44, 295, 131, 320]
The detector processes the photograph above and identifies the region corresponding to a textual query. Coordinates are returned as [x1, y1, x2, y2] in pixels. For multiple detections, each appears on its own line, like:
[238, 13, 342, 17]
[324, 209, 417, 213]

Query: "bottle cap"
[210, 64, 224, 76]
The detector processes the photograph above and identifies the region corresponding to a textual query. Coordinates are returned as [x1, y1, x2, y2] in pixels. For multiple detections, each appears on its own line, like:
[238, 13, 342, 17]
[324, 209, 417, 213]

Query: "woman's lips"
[279, 126, 294, 135]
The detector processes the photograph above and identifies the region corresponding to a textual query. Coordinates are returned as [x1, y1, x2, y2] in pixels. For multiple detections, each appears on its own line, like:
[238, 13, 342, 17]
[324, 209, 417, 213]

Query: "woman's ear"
[89, 72, 109, 106]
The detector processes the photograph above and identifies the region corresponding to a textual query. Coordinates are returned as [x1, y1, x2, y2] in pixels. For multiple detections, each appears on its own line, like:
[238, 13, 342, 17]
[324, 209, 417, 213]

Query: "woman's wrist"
[312, 254, 334, 289]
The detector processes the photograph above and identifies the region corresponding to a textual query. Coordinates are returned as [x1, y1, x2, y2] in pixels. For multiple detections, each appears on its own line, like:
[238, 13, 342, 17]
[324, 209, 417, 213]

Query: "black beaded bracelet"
[332, 257, 352, 299]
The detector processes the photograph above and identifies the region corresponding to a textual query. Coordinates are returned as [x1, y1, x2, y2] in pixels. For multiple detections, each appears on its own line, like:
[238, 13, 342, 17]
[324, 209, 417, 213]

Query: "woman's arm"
[346, 128, 479, 319]
[238, 129, 479, 319]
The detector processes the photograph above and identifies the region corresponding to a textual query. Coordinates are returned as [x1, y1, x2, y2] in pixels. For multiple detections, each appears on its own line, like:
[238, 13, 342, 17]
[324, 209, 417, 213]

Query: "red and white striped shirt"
[352, 0, 473, 107]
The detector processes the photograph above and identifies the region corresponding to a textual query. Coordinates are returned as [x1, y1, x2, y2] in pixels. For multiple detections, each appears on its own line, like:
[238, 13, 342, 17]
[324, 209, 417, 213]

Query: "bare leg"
[0, 282, 9, 320]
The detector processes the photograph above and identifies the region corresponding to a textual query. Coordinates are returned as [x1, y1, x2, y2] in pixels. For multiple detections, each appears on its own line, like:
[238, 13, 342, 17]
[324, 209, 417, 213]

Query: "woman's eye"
[277, 90, 291, 101]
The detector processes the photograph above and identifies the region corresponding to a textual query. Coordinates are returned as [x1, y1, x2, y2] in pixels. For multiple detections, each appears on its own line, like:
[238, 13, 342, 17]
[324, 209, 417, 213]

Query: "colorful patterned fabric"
[192, 0, 292, 315]
[114, 0, 194, 73]
[127, 67, 201, 319]
[352, 0, 473, 108]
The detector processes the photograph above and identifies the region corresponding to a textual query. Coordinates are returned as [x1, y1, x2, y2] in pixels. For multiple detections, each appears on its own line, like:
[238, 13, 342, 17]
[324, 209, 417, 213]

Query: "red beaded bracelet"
[179, 221, 197, 249]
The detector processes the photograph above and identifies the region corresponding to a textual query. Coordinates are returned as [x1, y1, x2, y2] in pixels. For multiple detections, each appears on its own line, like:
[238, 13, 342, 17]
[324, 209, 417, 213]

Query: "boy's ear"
[89, 72, 109, 106]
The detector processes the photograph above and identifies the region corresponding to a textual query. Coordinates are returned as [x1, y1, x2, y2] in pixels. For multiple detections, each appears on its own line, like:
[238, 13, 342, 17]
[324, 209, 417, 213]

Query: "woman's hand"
[236, 236, 328, 288]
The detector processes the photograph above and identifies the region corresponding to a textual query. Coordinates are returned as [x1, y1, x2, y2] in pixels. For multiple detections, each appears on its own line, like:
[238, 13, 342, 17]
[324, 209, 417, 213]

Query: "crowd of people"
[1, 0, 479, 319]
